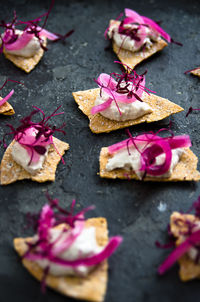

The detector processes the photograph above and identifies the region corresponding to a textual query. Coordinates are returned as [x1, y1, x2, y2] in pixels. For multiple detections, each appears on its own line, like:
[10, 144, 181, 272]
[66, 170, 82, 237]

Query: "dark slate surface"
[0, 0, 200, 301]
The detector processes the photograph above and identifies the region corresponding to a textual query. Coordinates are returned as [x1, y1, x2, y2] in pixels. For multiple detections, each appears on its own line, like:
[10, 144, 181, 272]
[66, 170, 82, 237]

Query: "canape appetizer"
[0, 106, 69, 185]
[73, 63, 183, 133]
[158, 196, 200, 281]
[0, 2, 73, 72]
[105, 8, 180, 69]
[0, 79, 22, 115]
[99, 129, 200, 181]
[14, 196, 122, 302]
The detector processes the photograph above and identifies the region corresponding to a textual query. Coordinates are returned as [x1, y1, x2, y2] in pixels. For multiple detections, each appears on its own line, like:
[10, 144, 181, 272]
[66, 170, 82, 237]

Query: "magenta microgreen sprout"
[0, 0, 74, 53]
[22, 193, 122, 292]
[2, 105, 66, 165]
[45, 193, 95, 228]
[0, 78, 23, 107]
[186, 106, 200, 117]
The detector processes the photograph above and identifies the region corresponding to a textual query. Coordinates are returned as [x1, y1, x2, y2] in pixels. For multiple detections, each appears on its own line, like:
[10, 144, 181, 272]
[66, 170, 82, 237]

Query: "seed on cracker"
[72, 88, 183, 134]
[0, 136, 69, 185]
[99, 147, 200, 181]
[3, 38, 47, 73]
[109, 20, 167, 70]
[14, 217, 108, 302]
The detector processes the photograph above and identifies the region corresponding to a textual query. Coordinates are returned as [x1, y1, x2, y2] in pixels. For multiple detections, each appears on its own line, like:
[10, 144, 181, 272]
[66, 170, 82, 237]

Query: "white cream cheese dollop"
[11, 141, 49, 175]
[11, 142, 49, 175]
[108, 23, 160, 52]
[106, 144, 184, 179]
[34, 226, 103, 276]
[94, 86, 152, 122]
[4, 30, 41, 57]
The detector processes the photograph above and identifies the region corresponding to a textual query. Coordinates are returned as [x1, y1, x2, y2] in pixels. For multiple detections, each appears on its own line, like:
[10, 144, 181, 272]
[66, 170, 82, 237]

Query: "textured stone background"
[0, 0, 200, 301]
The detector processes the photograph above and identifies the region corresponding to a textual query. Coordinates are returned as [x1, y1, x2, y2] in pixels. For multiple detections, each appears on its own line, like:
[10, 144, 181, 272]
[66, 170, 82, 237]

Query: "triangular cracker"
[0, 96, 14, 115]
[99, 147, 200, 181]
[170, 212, 200, 281]
[14, 217, 108, 302]
[191, 68, 200, 78]
[109, 20, 168, 70]
[3, 37, 47, 73]
[72, 88, 183, 134]
[0, 136, 69, 185]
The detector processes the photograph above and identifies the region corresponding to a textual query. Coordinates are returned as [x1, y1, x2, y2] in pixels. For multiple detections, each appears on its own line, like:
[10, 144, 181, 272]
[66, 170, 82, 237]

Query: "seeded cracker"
[3, 37, 47, 73]
[99, 147, 200, 181]
[109, 20, 168, 70]
[170, 212, 200, 281]
[72, 88, 183, 134]
[0, 97, 14, 115]
[14, 217, 108, 302]
[0, 136, 69, 185]
[191, 68, 200, 78]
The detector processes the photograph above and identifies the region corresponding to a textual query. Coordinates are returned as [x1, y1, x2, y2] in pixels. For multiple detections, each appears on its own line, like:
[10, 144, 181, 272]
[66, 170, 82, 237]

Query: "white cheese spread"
[11, 141, 49, 175]
[35, 226, 103, 276]
[106, 143, 184, 178]
[108, 22, 159, 52]
[94, 86, 152, 122]
[4, 29, 41, 57]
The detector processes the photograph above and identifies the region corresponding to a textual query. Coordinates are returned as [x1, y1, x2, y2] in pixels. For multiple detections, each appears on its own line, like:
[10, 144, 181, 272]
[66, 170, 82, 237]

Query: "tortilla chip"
[109, 20, 168, 70]
[99, 147, 200, 181]
[191, 68, 200, 78]
[170, 212, 200, 281]
[14, 217, 108, 302]
[73, 88, 183, 134]
[3, 38, 47, 73]
[0, 136, 69, 185]
[0, 97, 14, 115]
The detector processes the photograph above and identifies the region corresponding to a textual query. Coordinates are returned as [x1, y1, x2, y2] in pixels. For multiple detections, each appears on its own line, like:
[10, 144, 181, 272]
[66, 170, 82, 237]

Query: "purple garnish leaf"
[131, 92, 143, 102]
[33, 145, 46, 155]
